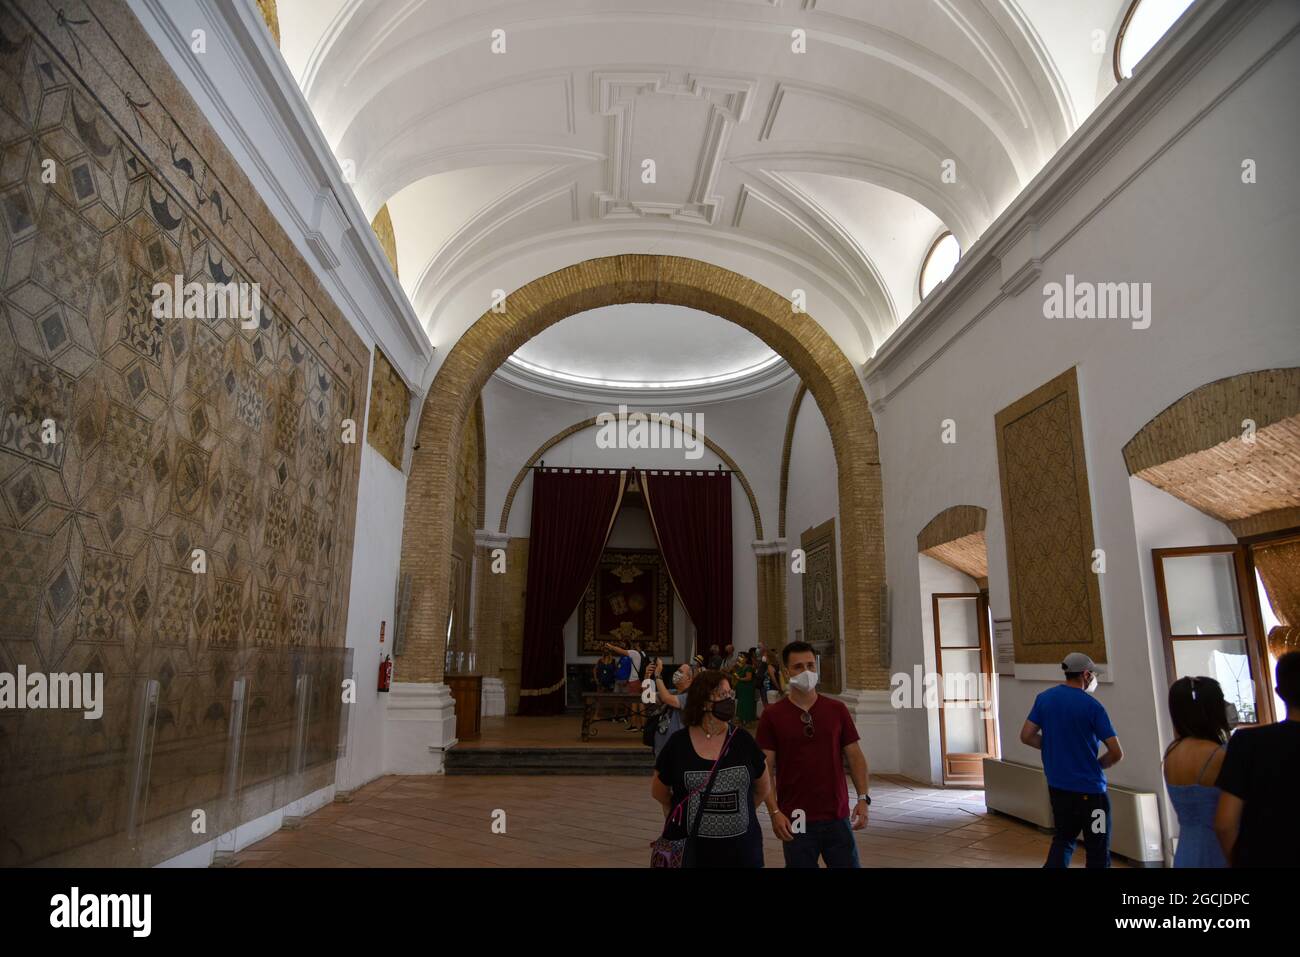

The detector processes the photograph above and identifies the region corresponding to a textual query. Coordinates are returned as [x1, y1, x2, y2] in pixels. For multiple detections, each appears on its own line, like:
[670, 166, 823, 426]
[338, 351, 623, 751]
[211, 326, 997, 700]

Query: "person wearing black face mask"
[650, 670, 771, 867]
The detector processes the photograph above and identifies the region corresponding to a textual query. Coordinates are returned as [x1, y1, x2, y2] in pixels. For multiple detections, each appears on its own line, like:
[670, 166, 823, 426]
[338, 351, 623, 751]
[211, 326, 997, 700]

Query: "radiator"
[983, 759, 1164, 865]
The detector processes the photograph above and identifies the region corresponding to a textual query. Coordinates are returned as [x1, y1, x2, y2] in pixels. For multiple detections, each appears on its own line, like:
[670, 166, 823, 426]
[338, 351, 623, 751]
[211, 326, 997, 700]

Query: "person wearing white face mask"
[1020, 652, 1124, 868]
[755, 641, 872, 867]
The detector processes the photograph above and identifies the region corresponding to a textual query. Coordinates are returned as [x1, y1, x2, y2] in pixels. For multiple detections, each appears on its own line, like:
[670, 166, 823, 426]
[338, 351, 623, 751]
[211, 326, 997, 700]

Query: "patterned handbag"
[649, 727, 734, 868]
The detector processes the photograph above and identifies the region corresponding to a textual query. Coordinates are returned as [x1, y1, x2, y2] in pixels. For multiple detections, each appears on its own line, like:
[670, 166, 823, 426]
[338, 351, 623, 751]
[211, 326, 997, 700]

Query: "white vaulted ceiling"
[276, 0, 1131, 384]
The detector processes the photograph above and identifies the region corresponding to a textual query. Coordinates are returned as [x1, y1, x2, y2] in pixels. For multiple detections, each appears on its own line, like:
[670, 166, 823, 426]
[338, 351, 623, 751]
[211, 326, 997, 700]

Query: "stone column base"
[835, 689, 900, 774]
[384, 682, 458, 775]
[481, 676, 506, 716]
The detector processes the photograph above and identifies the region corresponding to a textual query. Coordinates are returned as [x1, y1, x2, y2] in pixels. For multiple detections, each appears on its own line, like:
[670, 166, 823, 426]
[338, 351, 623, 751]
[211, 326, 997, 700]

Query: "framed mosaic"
[994, 366, 1107, 665]
[800, 518, 841, 691]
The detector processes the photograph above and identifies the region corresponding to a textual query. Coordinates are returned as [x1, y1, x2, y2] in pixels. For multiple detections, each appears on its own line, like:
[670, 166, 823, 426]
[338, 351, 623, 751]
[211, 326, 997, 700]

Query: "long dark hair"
[1167, 676, 1231, 747]
[683, 670, 731, 727]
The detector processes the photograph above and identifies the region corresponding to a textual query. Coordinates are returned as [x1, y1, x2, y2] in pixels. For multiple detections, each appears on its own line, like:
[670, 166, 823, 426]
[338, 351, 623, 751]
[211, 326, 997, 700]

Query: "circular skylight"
[919, 231, 961, 300]
[1115, 0, 1196, 80]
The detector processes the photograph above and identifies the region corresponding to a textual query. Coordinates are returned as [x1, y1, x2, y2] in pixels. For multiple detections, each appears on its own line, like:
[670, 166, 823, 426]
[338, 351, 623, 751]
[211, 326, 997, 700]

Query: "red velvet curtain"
[640, 470, 732, 655]
[517, 469, 626, 716]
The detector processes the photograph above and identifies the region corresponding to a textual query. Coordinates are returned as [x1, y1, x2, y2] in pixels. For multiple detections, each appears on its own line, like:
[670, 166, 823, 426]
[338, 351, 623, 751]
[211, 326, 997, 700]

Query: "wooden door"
[933, 593, 996, 786]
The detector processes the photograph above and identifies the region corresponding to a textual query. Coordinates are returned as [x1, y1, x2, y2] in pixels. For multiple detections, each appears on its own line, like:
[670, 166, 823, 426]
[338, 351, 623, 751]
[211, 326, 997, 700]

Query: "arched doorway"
[399, 255, 886, 696]
[1125, 367, 1300, 726]
[916, 506, 998, 785]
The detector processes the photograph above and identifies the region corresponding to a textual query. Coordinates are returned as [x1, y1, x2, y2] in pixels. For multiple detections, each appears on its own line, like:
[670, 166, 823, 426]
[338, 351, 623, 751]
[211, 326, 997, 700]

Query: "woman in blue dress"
[1163, 676, 1232, 867]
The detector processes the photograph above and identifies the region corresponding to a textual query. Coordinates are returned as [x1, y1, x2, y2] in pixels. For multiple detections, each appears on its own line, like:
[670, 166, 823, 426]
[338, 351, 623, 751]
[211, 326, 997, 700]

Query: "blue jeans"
[781, 818, 861, 868]
[1045, 787, 1110, 868]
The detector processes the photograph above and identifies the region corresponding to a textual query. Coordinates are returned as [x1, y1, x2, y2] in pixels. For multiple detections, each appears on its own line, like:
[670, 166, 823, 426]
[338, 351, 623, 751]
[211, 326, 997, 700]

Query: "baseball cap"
[1061, 652, 1103, 675]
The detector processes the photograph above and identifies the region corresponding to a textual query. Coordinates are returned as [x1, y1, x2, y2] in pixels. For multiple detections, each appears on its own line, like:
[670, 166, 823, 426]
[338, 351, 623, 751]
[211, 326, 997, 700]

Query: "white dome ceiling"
[275, 0, 1136, 383]
[497, 304, 791, 403]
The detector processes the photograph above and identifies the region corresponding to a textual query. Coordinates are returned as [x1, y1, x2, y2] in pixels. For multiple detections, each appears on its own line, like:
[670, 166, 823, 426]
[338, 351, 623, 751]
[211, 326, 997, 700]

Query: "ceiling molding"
[592, 71, 757, 224]
[863, 0, 1276, 398]
[493, 351, 797, 407]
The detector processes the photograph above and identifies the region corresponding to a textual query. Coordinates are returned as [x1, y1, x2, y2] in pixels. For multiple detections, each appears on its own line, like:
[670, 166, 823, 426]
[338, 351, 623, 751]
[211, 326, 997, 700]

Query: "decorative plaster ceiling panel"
[272, 0, 1138, 379]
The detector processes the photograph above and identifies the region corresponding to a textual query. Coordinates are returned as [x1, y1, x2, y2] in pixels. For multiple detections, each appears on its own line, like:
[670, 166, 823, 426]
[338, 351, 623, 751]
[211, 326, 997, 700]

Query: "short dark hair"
[1277, 651, 1300, 707]
[682, 670, 732, 727]
[1167, 676, 1231, 744]
[1063, 671, 1083, 681]
[782, 640, 815, 666]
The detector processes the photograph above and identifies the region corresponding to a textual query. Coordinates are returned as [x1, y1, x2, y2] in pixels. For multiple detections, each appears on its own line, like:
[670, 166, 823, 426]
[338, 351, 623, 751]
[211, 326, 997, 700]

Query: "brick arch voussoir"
[399, 255, 885, 688]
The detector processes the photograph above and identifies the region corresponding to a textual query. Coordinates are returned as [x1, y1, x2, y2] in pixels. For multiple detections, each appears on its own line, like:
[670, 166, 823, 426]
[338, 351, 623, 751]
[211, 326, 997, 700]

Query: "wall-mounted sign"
[993, 618, 1014, 673]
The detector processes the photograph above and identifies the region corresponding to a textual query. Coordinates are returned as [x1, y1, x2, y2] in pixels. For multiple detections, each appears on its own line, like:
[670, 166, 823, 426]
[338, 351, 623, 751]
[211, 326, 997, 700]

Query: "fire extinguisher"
[378, 654, 393, 693]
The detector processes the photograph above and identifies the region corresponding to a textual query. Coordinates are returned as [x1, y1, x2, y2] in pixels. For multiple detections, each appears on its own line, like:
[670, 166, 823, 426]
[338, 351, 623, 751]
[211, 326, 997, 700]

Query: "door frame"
[931, 591, 997, 785]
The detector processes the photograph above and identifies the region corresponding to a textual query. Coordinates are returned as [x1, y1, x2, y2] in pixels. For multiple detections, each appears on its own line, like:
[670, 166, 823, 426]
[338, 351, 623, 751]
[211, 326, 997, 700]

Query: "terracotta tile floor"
[238, 774, 1127, 868]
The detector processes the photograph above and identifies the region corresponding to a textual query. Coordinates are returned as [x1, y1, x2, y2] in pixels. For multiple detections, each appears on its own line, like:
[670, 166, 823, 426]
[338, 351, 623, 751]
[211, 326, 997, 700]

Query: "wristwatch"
[858, 794, 871, 806]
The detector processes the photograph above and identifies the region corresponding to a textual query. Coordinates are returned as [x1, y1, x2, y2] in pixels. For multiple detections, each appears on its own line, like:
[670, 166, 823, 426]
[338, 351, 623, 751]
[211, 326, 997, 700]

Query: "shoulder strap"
[1195, 744, 1223, 786]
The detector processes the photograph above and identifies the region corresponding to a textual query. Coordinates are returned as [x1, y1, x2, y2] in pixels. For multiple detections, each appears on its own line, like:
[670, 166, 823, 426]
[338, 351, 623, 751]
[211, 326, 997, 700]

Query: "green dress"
[734, 665, 756, 723]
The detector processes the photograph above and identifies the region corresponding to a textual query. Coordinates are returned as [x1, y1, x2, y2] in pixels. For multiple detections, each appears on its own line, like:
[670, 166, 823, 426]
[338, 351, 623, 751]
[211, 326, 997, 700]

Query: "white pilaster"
[383, 682, 458, 775]
[835, 689, 900, 774]
[481, 677, 507, 717]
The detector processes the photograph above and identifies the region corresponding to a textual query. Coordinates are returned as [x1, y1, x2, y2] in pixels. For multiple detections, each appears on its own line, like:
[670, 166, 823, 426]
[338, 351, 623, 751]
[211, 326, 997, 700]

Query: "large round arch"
[399, 254, 887, 690]
[495, 416, 764, 539]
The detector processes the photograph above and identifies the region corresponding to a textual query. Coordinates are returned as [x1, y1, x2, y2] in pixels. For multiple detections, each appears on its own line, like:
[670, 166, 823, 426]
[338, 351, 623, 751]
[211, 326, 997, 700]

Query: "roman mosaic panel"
[800, 518, 841, 692]
[0, 0, 364, 865]
[994, 367, 1106, 666]
[364, 346, 409, 470]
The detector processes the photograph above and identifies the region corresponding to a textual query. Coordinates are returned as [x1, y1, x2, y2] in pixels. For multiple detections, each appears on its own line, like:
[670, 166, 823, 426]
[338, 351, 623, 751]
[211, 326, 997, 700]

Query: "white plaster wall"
[336, 442, 408, 791]
[784, 394, 844, 657]
[914, 555, 982, 785]
[1129, 477, 1236, 860]
[867, 6, 1300, 796]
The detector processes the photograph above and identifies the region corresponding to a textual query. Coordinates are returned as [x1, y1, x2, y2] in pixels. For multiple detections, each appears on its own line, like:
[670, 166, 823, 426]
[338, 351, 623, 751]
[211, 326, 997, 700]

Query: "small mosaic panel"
[365, 347, 409, 470]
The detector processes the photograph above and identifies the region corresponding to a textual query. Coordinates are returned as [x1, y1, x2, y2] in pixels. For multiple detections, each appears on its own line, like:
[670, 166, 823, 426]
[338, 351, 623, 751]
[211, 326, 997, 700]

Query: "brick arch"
[917, 505, 989, 584]
[400, 255, 885, 688]
[495, 416, 764, 538]
[1122, 367, 1300, 537]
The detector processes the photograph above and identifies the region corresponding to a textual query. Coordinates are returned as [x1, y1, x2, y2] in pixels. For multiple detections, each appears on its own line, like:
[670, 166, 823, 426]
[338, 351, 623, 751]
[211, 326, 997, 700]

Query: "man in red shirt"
[756, 641, 871, 867]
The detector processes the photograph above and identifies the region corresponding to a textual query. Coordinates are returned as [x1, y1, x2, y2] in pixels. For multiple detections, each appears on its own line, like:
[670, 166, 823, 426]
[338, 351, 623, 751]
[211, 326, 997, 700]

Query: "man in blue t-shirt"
[1020, 652, 1124, 868]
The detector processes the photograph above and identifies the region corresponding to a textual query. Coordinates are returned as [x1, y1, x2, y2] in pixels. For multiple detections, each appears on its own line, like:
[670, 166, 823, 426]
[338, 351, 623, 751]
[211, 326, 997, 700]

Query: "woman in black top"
[650, 670, 770, 867]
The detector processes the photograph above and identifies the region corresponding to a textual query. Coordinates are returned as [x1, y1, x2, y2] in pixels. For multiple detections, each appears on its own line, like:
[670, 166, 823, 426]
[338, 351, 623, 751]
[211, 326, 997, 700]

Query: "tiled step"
[445, 747, 656, 775]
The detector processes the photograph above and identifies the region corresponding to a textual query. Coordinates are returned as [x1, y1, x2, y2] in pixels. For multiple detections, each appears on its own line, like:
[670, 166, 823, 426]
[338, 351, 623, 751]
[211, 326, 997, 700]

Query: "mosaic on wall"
[800, 519, 841, 692]
[994, 367, 1107, 666]
[365, 346, 409, 470]
[0, 0, 365, 865]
